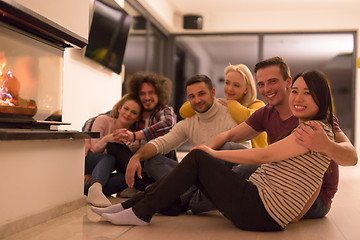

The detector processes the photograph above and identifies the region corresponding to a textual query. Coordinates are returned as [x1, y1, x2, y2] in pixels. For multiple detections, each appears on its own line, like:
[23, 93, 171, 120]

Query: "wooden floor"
[3, 163, 360, 240]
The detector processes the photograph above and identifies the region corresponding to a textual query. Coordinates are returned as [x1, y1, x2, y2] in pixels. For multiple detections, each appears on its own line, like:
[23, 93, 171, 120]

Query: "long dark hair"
[292, 70, 335, 132]
[276, 70, 335, 142]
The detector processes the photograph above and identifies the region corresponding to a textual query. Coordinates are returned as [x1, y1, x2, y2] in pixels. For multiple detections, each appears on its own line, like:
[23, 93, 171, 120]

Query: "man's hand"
[294, 122, 330, 152]
[125, 156, 143, 188]
[112, 128, 129, 143]
[296, 121, 357, 166]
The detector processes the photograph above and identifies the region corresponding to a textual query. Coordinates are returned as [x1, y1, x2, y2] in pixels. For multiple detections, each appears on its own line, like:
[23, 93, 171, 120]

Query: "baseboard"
[0, 196, 87, 239]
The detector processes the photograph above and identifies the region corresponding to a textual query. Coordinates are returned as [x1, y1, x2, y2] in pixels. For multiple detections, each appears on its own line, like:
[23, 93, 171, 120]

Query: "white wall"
[0, 139, 84, 226]
[61, 48, 123, 131]
[13, 0, 89, 39]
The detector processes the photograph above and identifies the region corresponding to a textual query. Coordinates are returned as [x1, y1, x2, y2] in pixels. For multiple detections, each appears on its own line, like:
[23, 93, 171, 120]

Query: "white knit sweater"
[150, 100, 251, 154]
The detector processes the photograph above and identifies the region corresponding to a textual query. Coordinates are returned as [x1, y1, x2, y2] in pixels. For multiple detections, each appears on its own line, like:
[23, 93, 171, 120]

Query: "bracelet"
[133, 132, 136, 142]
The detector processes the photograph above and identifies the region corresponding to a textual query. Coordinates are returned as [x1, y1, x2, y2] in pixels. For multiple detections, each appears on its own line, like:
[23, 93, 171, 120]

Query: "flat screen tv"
[85, 0, 133, 74]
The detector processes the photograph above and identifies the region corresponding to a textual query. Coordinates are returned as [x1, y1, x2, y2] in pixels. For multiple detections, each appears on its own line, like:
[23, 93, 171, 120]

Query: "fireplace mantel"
[0, 0, 87, 49]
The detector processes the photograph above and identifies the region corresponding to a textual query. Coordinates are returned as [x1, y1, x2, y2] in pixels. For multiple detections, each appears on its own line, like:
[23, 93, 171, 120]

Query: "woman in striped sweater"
[91, 70, 338, 231]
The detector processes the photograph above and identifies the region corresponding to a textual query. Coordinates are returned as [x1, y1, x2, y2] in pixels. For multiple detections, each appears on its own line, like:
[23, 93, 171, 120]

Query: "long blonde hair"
[224, 64, 257, 107]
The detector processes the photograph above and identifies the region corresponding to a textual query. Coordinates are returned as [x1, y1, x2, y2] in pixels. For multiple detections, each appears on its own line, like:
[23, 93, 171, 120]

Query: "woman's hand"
[104, 133, 115, 143]
[191, 144, 216, 157]
[84, 174, 92, 184]
[217, 98, 228, 106]
[85, 139, 93, 156]
[108, 129, 129, 143]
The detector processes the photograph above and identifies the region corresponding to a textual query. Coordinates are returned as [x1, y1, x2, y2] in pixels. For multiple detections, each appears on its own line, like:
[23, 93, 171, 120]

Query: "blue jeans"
[232, 164, 260, 179]
[220, 142, 247, 168]
[144, 154, 179, 181]
[84, 152, 127, 196]
[302, 197, 330, 219]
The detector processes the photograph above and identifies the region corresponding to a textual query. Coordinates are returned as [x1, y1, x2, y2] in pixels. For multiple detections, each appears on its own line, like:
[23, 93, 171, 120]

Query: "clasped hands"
[105, 129, 134, 143]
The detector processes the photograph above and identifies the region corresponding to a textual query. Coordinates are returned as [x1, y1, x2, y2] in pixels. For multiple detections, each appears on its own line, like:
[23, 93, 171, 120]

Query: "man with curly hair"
[124, 72, 176, 143]
[105, 72, 178, 193]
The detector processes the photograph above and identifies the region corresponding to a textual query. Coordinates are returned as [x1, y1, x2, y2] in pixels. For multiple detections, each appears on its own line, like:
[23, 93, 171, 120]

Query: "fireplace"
[0, 23, 62, 125]
[0, 0, 87, 130]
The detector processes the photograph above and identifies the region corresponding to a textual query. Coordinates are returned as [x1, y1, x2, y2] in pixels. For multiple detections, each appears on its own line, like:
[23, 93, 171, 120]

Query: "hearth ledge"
[0, 129, 99, 140]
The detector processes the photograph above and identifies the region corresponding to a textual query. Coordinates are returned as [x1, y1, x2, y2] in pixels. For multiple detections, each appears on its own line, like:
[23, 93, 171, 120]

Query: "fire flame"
[0, 53, 36, 115]
[1, 52, 19, 106]
[1, 71, 18, 106]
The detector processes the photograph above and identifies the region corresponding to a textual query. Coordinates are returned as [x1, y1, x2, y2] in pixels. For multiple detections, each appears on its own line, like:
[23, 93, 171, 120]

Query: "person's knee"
[220, 142, 247, 150]
[182, 149, 209, 166]
[104, 154, 116, 162]
[143, 156, 167, 175]
[143, 156, 160, 169]
[186, 149, 205, 158]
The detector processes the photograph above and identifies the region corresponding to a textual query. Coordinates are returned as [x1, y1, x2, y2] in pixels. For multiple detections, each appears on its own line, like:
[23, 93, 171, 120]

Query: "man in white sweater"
[125, 74, 250, 189]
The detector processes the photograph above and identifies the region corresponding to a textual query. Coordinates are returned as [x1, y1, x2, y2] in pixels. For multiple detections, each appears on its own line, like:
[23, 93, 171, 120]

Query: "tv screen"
[85, 0, 133, 74]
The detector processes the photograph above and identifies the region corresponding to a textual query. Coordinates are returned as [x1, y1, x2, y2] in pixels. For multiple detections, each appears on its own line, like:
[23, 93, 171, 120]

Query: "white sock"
[91, 203, 124, 216]
[87, 184, 111, 207]
[102, 208, 149, 226]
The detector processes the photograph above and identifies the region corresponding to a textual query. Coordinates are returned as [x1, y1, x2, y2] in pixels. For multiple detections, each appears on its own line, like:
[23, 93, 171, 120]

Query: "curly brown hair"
[125, 72, 172, 106]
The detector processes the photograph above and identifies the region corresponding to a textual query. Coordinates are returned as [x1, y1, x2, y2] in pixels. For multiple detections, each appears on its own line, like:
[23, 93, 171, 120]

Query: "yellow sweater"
[179, 99, 268, 148]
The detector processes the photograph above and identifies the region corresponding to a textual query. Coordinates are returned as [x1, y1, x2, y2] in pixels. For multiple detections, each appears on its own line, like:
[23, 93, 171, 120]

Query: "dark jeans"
[302, 197, 330, 219]
[181, 142, 247, 214]
[123, 150, 283, 232]
[84, 152, 127, 196]
[107, 143, 155, 191]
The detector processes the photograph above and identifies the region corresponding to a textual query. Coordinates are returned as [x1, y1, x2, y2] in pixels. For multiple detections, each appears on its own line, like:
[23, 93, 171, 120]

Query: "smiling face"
[138, 82, 159, 112]
[118, 100, 141, 127]
[256, 65, 291, 107]
[289, 77, 319, 123]
[186, 82, 215, 113]
[224, 71, 248, 102]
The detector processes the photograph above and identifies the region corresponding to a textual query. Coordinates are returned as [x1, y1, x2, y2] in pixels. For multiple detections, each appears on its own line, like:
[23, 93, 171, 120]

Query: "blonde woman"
[85, 93, 143, 207]
[179, 64, 267, 148]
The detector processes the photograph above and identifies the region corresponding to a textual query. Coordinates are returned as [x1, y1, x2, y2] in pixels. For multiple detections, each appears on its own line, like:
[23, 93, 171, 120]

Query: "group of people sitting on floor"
[83, 56, 357, 232]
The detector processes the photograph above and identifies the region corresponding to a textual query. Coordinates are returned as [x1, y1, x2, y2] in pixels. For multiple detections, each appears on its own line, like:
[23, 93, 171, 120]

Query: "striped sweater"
[249, 120, 334, 228]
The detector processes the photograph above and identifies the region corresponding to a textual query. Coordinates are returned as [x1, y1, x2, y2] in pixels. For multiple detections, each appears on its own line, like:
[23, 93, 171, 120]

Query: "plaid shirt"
[135, 104, 176, 142]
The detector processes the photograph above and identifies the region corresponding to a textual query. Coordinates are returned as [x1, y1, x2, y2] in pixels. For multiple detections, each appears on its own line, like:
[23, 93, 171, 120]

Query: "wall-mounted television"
[85, 0, 133, 74]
